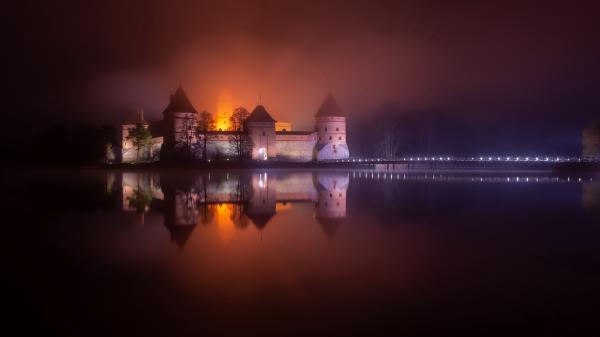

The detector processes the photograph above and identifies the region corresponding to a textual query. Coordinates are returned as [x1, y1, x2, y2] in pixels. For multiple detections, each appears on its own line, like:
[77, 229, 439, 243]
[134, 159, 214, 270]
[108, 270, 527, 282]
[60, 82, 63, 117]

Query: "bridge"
[323, 155, 600, 168]
[347, 171, 595, 184]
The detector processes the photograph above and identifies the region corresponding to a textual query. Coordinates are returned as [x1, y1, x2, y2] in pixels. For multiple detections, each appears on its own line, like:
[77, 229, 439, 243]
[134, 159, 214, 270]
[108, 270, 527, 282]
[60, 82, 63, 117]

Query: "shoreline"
[2, 161, 598, 173]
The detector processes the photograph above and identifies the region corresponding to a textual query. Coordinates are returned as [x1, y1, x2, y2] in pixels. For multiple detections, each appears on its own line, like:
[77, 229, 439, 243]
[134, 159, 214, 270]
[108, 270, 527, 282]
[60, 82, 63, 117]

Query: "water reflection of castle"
[110, 171, 349, 248]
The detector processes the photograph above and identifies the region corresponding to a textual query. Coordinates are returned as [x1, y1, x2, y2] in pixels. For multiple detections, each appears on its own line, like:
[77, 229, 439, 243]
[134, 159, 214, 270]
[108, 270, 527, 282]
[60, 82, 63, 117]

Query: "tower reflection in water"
[112, 171, 349, 248]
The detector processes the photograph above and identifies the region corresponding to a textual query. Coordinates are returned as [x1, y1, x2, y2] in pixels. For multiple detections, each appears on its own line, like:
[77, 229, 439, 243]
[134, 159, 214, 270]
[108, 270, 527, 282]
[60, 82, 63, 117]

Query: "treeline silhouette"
[347, 105, 591, 157]
[348, 108, 479, 158]
[16, 124, 117, 165]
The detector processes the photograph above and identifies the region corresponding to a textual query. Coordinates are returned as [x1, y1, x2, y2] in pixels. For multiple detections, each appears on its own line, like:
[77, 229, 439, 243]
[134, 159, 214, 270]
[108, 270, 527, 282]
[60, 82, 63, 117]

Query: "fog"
[5, 0, 600, 152]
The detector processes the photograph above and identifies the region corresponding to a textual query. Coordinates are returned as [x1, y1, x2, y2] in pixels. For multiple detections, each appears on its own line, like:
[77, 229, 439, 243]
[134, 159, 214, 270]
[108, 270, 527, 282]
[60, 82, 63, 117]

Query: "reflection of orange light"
[215, 89, 233, 131]
[215, 203, 235, 244]
[276, 202, 292, 211]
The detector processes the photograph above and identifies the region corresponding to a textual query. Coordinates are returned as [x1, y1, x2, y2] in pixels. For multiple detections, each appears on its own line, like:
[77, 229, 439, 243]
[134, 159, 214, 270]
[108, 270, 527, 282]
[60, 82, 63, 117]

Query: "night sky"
[5, 0, 600, 154]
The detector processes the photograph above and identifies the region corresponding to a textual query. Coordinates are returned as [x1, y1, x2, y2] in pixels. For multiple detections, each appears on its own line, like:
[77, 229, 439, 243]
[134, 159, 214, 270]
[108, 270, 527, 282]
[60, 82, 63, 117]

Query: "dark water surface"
[3, 169, 600, 336]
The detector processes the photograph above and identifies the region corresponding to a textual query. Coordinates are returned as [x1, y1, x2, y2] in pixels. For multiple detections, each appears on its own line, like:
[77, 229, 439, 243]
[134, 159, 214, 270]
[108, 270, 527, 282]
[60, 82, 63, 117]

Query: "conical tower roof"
[163, 86, 198, 115]
[164, 222, 197, 249]
[316, 217, 344, 240]
[315, 93, 344, 117]
[247, 213, 275, 230]
[246, 105, 276, 123]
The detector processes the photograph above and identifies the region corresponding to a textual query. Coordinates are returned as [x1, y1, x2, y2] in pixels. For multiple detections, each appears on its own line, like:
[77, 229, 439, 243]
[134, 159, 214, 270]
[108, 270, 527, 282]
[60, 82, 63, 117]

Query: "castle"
[119, 86, 350, 163]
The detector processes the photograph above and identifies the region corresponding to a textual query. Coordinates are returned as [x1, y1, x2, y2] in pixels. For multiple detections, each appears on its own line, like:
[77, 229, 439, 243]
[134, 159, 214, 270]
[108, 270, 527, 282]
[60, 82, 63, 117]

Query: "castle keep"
[119, 87, 350, 163]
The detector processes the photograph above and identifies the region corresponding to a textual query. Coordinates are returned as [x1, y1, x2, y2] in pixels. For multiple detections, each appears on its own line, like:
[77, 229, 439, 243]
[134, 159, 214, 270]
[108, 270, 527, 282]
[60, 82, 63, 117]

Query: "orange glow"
[214, 203, 235, 244]
[275, 202, 292, 211]
[275, 122, 293, 132]
[215, 88, 233, 131]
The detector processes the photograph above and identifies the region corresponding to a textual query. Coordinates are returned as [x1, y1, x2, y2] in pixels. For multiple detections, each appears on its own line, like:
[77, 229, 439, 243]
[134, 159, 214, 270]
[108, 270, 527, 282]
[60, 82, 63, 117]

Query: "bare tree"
[582, 121, 600, 158]
[229, 107, 252, 160]
[172, 117, 198, 161]
[195, 110, 215, 162]
[376, 123, 401, 159]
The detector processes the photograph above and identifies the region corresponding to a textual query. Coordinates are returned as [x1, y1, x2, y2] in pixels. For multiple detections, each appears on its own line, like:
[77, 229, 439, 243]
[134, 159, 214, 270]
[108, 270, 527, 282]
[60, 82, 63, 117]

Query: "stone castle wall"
[122, 132, 324, 163]
[275, 133, 317, 162]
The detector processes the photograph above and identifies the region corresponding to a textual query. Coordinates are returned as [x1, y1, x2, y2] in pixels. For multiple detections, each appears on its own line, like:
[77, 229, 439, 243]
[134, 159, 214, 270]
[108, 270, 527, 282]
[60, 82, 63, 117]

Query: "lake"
[3, 169, 600, 336]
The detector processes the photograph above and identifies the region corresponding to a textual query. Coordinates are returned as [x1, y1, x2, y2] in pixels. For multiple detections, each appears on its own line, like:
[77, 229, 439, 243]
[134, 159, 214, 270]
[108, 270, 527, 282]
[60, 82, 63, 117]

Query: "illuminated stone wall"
[275, 133, 317, 162]
[121, 119, 162, 163]
[120, 121, 344, 163]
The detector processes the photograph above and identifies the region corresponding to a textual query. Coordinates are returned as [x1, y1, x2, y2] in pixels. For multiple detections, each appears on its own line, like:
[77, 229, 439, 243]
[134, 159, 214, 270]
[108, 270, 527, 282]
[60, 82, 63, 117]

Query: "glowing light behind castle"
[215, 89, 233, 131]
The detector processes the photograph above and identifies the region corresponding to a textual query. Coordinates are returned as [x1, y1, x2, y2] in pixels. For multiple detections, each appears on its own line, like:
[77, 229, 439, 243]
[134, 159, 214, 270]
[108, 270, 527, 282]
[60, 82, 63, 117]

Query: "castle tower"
[163, 188, 198, 249]
[315, 94, 350, 160]
[246, 172, 277, 230]
[246, 105, 277, 160]
[162, 86, 198, 151]
[314, 172, 349, 239]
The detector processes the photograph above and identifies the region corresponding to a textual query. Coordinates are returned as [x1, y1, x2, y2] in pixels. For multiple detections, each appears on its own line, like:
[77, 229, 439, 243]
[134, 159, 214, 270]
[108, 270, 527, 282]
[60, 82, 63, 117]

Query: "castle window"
[329, 136, 332, 140]
[325, 127, 327, 131]
[262, 131, 266, 136]
[336, 127, 339, 131]
[339, 137, 342, 140]
[330, 193, 332, 198]
[339, 193, 342, 197]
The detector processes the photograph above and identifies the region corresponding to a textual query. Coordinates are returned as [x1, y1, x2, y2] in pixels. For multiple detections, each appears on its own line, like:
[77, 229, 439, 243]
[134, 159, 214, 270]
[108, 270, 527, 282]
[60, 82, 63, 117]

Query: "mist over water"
[3, 168, 600, 336]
